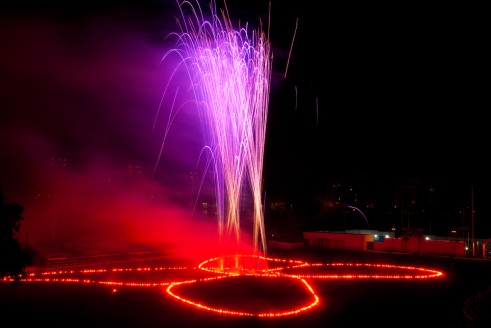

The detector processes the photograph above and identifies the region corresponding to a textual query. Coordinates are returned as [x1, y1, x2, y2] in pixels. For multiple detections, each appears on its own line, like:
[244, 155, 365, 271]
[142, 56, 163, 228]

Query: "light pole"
[471, 184, 475, 257]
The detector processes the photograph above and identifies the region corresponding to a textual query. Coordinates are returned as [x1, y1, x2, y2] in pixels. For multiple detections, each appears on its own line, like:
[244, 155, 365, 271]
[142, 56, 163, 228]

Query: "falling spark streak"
[284, 17, 298, 78]
[153, 87, 189, 178]
[157, 0, 272, 258]
[347, 205, 370, 229]
[295, 85, 298, 111]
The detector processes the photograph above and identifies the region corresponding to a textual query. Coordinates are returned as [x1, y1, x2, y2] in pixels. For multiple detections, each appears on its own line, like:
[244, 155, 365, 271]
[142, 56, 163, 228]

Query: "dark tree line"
[0, 186, 34, 277]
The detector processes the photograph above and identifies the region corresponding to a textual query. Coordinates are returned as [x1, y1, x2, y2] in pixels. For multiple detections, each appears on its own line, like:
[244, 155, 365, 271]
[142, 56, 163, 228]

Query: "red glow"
[1, 255, 445, 318]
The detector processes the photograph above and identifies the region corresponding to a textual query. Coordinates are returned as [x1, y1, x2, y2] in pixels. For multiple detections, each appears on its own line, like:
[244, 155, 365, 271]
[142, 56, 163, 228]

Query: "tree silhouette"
[0, 186, 34, 277]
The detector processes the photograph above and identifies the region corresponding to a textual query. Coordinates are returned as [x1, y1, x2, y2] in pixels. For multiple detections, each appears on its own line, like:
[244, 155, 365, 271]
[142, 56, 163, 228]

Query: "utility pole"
[471, 184, 475, 257]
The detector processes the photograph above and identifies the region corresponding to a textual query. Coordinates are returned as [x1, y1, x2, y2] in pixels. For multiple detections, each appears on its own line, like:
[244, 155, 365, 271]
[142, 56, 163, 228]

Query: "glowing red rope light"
[166, 274, 319, 317]
[279, 262, 445, 279]
[1, 255, 445, 318]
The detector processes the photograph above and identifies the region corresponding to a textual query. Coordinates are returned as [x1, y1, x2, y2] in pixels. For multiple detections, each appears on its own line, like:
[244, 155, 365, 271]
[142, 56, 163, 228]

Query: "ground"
[1, 248, 490, 327]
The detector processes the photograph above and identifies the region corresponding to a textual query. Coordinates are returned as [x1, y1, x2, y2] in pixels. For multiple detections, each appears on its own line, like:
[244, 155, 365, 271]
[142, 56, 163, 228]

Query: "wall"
[303, 231, 467, 257]
[303, 232, 372, 251]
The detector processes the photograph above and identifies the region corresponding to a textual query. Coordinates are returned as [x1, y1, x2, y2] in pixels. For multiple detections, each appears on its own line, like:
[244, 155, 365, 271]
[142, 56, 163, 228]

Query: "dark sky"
[262, 2, 487, 189]
[0, 1, 488, 242]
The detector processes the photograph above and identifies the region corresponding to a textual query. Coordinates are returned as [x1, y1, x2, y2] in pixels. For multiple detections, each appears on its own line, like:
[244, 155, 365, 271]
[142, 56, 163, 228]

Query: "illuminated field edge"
[1, 254, 445, 318]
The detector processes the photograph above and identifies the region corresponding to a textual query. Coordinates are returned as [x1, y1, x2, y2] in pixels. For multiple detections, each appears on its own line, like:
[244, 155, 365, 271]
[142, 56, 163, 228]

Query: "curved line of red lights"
[1, 254, 445, 318]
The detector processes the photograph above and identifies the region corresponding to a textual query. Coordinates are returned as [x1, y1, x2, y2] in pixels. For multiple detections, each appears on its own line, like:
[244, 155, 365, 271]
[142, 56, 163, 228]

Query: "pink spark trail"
[157, 0, 272, 260]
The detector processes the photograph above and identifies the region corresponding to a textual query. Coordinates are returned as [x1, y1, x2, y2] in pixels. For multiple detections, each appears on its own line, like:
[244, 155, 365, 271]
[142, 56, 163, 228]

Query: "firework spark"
[156, 0, 271, 259]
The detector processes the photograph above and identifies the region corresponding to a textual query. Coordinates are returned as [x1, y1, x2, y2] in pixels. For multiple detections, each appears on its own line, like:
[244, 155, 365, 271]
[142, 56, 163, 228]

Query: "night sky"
[0, 1, 489, 244]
